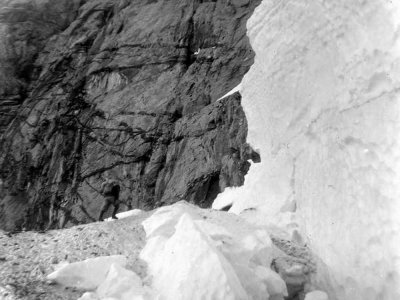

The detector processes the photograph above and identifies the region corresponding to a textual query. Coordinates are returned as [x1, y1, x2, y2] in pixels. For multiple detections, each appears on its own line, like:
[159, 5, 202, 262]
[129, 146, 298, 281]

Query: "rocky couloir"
[0, 0, 261, 231]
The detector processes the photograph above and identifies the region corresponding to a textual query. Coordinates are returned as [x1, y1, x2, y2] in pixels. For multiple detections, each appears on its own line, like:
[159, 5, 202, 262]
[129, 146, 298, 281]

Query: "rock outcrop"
[0, 0, 261, 231]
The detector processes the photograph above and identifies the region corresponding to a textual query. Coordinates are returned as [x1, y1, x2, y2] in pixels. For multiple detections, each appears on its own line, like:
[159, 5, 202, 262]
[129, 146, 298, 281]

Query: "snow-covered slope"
[215, 1, 400, 299]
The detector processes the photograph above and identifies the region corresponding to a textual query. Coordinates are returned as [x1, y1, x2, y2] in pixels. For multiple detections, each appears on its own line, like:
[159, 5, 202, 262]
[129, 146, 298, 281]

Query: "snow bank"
[215, 0, 400, 299]
[140, 201, 287, 300]
[47, 255, 127, 290]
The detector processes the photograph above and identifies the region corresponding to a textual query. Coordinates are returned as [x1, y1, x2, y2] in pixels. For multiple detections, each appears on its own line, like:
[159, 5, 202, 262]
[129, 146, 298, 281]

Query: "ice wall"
[218, 0, 400, 299]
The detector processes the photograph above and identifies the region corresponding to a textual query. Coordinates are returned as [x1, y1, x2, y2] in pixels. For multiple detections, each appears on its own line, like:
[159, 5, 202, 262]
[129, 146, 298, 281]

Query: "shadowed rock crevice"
[0, 0, 261, 231]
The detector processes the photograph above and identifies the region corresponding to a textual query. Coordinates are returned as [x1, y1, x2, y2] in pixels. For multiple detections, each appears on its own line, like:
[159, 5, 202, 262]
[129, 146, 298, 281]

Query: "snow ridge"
[215, 0, 400, 299]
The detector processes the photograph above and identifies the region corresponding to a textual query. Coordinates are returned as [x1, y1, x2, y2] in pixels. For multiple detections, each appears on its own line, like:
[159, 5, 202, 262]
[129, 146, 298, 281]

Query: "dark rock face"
[0, 0, 260, 230]
[0, 0, 83, 135]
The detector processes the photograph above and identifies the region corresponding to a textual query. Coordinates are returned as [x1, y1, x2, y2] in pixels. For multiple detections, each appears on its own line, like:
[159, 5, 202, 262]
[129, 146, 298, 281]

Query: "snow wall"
[217, 1, 400, 299]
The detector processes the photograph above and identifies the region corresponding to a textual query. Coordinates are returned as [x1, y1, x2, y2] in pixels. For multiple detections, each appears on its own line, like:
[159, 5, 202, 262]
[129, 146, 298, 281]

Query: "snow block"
[143, 213, 248, 300]
[140, 202, 285, 300]
[47, 255, 127, 290]
[97, 263, 154, 300]
[141, 201, 198, 239]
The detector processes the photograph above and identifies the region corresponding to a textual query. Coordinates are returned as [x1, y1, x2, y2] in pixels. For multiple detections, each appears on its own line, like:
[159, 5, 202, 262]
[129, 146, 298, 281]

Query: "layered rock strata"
[0, 0, 260, 230]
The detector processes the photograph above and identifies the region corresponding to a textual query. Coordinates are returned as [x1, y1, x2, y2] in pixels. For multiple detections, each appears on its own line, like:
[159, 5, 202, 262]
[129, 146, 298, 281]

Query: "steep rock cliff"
[0, 0, 260, 230]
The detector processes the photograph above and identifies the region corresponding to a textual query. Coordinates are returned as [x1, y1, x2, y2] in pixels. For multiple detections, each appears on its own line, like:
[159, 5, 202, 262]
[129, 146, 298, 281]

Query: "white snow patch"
[304, 290, 329, 300]
[104, 209, 143, 222]
[47, 255, 127, 290]
[217, 83, 242, 101]
[50, 257, 154, 300]
[212, 186, 237, 210]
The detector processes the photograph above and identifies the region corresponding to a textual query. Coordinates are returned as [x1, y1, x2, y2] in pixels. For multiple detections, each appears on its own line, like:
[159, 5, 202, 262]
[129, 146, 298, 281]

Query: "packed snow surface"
[215, 0, 400, 299]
